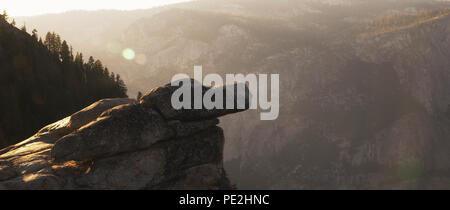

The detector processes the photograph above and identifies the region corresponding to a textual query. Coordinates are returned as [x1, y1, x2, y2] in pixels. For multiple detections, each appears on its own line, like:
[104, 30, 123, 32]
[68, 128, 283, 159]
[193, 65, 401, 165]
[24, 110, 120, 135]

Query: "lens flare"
[122, 48, 136, 60]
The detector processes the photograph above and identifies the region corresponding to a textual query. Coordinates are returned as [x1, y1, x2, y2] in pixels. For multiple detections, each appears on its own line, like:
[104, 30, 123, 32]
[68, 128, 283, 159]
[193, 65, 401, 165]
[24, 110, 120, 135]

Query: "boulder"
[51, 104, 173, 162]
[0, 80, 248, 189]
[140, 79, 251, 121]
[0, 98, 135, 157]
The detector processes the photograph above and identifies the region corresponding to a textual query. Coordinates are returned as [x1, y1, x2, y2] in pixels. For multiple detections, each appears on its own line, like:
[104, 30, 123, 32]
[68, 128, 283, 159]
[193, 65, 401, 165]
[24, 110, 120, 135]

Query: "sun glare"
[122, 48, 136, 61]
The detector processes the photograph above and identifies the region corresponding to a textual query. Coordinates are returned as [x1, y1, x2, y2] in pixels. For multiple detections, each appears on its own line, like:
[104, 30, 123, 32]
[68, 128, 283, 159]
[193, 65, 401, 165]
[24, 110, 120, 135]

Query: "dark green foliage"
[0, 10, 8, 22]
[0, 18, 128, 148]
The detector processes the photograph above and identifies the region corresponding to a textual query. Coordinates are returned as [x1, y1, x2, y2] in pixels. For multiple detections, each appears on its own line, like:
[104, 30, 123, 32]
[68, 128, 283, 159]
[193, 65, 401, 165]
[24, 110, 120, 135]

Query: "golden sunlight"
[2, 0, 193, 17]
[122, 48, 136, 60]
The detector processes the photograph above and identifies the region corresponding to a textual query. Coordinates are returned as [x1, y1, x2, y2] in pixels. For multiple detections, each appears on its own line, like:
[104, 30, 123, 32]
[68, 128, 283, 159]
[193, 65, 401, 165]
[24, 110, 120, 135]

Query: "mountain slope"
[114, 2, 450, 189]
[228, 7, 450, 189]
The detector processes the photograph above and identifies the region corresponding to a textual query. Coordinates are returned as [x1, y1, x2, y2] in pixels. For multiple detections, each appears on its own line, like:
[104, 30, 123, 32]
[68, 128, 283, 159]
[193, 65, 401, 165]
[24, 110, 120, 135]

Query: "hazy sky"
[3, 0, 193, 17]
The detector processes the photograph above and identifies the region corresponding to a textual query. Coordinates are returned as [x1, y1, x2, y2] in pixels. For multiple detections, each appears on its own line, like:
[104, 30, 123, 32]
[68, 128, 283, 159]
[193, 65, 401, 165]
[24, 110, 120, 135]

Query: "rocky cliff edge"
[0, 80, 249, 189]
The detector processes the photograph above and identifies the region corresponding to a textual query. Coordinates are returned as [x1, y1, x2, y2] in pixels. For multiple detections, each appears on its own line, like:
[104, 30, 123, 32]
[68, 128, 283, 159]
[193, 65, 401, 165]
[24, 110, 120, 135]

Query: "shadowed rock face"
[0, 80, 248, 190]
[140, 79, 251, 121]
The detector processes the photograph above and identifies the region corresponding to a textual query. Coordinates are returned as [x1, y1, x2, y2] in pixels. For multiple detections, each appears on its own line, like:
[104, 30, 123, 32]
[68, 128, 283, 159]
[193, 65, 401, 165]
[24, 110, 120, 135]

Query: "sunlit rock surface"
[0, 81, 248, 189]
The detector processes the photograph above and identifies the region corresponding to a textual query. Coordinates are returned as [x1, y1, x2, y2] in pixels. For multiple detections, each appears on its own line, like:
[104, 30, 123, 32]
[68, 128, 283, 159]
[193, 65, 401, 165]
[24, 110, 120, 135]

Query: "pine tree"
[115, 74, 127, 97]
[104, 67, 110, 78]
[1, 10, 8, 21]
[60, 40, 71, 63]
[21, 23, 27, 32]
[74, 53, 84, 68]
[44, 32, 62, 56]
[31, 29, 38, 41]
[54, 33, 62, 54]
[88, 56, 95, 67]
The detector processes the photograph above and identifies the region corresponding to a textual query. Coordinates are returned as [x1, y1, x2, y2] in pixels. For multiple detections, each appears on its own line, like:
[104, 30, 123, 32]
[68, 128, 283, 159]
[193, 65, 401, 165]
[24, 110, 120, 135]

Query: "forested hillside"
[0, 12, 127, 148]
